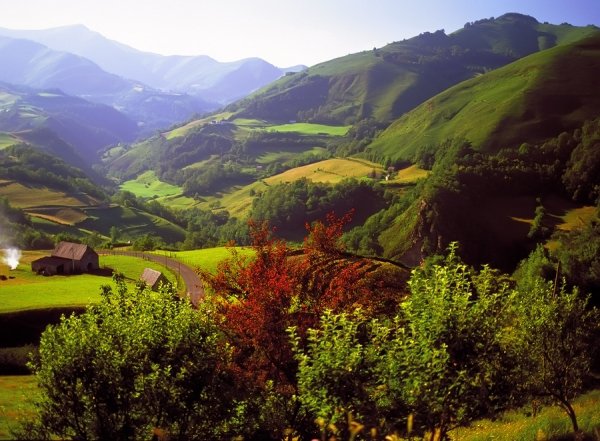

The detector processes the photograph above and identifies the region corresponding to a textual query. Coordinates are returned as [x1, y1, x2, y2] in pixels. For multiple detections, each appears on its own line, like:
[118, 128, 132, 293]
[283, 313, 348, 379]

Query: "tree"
[511, 279, 599, 433]
[292, 244, 517, 440]
[18, 276, 239, 441]
[381, 245, 515, 440]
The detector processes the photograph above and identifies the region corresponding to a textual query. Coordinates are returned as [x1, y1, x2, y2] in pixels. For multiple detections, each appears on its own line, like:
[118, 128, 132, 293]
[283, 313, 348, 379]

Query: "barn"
[31, 242, 99, 275]
[140, 268, 170, 291]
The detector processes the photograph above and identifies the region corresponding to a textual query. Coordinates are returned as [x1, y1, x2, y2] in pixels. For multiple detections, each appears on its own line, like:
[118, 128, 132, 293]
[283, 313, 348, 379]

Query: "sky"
[0, 0, 599, 67]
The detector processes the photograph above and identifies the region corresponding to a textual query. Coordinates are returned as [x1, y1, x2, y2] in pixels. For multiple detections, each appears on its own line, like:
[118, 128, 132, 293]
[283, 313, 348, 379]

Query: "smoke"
[2, 247, 21, 270]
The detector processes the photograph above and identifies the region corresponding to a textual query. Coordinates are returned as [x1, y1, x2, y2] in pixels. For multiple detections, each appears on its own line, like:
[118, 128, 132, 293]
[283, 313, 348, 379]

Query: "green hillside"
[227, 14, 598, 126]
[366, 32, 600, 162]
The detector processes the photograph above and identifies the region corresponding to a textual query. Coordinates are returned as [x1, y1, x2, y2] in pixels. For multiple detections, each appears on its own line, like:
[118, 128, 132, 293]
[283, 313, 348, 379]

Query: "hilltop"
[225, 14, 598, 125]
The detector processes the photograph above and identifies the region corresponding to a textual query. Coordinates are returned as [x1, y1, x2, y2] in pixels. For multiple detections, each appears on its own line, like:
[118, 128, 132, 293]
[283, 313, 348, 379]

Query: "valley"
[0, 9, 599, 441]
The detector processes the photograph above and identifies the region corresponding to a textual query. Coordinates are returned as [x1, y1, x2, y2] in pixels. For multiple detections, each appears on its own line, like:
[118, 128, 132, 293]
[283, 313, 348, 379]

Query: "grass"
[451, 389, 600, 441]
[0, 253, 178, 313]
[265, 158, 383, 185]
[388, 164, 429, 184]
[0, 181, 92, 209]
[0, 133, 17, 150]
[163, 112, 234, 140]
[79, 205, 186, 243]
[367, 34, 600, 162]
[26, 208, 88, 226]
[120, 170, 183, 199]
[158, 247, 254, 274]
[0, 375, 38, 440]
[267, 122, 350, 136]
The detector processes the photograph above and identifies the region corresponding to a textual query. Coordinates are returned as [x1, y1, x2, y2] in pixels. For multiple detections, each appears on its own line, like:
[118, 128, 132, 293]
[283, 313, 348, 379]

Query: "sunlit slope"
[366, 32, 600, 162]
[227, 14, 598, 125]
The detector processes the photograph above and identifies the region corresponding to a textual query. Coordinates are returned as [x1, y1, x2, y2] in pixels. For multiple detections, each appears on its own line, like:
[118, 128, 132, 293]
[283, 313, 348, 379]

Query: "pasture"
[0, 253, 178, 313]
[119, 170, 183, 199]
[0, 182, 93, 209]
[267, 122, 350, 136]
[157, 247, 254, 274]
[264, 158, 383, 184]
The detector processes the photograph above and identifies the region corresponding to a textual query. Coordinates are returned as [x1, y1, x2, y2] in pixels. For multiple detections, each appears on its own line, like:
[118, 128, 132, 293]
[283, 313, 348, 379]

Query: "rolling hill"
[0, 24, 305, 105]
[365, 31, 600, 162]
[226, 14, 598, 125]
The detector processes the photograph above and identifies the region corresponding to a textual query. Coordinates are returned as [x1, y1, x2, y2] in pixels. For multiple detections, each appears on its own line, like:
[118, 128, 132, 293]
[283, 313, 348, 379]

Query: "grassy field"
[388, 164, 429, 184]
[0, 133, 17, 150]
[0, 181, 93, 209]
[267, 122, 350, 136]
[158, 247, 254, 274]
[163, 112, 234, 140]
[79, 206, 186, 243]
[0, 375, 38, 440]
[26, 207, 88, 225]
[119, 170, 183, 199]
[265, 158, 383, 184]
[0, 253, 178, 313]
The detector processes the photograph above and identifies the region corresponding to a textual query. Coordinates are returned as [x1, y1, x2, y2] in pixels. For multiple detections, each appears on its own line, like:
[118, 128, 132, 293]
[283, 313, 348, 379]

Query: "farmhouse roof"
[140, 268, 164, 287]
[32, 256, 71, 267]
[52, 242, 95, 261]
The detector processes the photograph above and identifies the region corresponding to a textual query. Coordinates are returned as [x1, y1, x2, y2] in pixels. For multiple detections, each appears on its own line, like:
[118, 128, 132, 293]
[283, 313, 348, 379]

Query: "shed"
[140, 268, 170, 291]
[31, 242, 99, 275]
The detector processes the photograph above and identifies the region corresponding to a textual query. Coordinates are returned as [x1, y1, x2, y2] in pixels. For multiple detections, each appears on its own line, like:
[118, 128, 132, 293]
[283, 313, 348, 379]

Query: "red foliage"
[200, 212, 405, 397]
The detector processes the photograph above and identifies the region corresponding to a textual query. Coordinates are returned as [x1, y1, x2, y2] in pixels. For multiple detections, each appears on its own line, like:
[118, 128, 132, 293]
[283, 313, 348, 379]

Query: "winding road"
[100, 250, 204, 307]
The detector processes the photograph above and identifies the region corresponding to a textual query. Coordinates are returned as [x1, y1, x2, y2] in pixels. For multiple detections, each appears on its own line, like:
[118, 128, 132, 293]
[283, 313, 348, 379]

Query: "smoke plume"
[2, 247, 21, 270]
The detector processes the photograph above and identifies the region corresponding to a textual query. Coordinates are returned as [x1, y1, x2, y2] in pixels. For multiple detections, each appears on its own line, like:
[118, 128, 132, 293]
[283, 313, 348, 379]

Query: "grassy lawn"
[0, 375, 38, 440]
[389, 164, 429, 184]
[119, 170, 183, 199]
[0, 253, 178, 313]
[267, 122, 350, 136]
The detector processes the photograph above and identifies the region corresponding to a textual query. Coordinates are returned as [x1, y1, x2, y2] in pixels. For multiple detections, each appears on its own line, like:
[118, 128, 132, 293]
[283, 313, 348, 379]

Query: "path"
[100, 250, 204, 307]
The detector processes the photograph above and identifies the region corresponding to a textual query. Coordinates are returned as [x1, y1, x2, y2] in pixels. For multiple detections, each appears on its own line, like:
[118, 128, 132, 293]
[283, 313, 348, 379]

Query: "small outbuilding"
[140, 268, 170, 291]
[31, 242, 99, 275]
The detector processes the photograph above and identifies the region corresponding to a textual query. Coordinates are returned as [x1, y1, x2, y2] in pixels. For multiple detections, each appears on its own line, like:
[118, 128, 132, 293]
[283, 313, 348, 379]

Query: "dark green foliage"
[250, 178, 386, 238]
[0, 196, 54, 249]
[554, 221, 600, 302]
[562, 118, 600, 202]
[0, 144, 108, 200]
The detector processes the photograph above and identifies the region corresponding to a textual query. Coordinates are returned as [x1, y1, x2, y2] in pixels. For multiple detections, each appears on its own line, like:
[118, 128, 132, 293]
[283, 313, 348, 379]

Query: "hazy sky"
[1, 0, 598, 66]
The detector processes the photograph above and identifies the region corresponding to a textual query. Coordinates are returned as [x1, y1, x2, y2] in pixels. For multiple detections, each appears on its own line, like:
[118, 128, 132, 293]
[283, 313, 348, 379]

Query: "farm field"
[0, 253, 178, 313]
[266, 122, 350, 136]
[264, 157, 383, 184]
[154, 246, 254, 274]
[0, 181, 94, 209]
[119, 170, 183, 199]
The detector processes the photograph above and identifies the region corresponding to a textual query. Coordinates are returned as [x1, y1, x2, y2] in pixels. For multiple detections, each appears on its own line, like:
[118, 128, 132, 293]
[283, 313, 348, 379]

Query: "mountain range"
[0, 25, 305, 104]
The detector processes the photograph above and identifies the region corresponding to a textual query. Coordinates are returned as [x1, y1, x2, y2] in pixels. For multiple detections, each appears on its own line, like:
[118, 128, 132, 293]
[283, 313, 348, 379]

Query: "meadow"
[0, 253, 178, 313]
[119, 170, 183, 199]
[154, 246, 254, 274]
[0, 133, 17, 150]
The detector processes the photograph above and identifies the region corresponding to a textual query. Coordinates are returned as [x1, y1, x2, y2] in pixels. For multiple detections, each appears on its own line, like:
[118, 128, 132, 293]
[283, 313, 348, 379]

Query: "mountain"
[0, 25, 306, 104]
[225, 13, 598, 125]
[0, 82, 137, 163]
[0, 35, 214, 131]
[365, 31, 600, 163]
